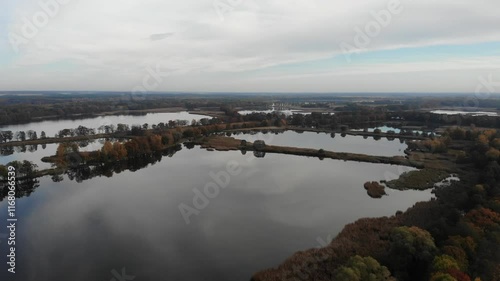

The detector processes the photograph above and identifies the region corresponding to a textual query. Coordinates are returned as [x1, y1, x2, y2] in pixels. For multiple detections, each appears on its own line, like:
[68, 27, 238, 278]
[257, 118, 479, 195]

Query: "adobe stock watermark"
[0, 233, 8, 242]
[8, 0, 74, 54]
[179, 160, 243, 224]
[288, 232, 336, 279]
[213, 0, 245, 21]
[129, 63, 172, 102]
[109, 268, 135, 281]
[339, 0, 407, 63]
[462, 73, 500, 110]
[316, 233, 334, 248]
[179, 132, 276, 224]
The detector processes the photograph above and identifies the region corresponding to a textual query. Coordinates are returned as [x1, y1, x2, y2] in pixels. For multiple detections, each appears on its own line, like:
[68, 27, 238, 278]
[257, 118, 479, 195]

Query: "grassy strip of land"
[384, 169, 451, 190]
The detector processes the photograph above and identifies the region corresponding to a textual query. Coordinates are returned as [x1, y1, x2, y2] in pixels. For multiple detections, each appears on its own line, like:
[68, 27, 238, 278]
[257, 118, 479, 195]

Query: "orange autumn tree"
[113, 142, 128, 160]
[441, 246, 469, 272]
[100, 141, 128, 161]
[100, 141, 114, 161]
[465, 207, 500, 234]
[485, 148, 500, 161]
[148, 135, 163, 151]
[55, 142, 80, 165]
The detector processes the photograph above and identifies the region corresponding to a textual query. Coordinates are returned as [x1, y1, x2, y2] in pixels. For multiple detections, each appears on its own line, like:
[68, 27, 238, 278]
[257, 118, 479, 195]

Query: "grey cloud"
[2, 0, 500, 92]
[150, 32, 174, 41]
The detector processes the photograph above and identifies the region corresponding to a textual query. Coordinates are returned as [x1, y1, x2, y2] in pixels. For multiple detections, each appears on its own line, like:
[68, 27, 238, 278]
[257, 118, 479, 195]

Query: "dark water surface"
[0, 145, 432, 281]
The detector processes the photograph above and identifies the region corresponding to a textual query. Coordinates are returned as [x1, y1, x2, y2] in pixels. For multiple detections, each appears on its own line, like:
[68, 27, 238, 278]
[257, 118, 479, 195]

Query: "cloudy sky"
[0, 0, 499, 93]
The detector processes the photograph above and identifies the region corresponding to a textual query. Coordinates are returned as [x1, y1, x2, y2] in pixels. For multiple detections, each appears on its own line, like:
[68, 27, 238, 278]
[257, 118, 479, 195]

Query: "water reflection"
[64, 146, 182, 183]
[0, 147, 432, 281]
[431, 110, 498, 116]
[0, 177, 40, 201]
[253, 151, 266, 158]
[239, 109, 309, 115]
[234, 130, 408, 157]
[0, 143, 58, 170]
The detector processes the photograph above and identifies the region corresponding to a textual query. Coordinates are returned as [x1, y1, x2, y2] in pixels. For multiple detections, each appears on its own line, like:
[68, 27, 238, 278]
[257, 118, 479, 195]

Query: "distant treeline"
[220, 103, 500, 129]
[0, 94, 267, 126]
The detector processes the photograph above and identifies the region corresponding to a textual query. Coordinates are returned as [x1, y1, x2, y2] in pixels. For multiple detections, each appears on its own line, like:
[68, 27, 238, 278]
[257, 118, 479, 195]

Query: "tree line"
[0, 93, 270, 126]
[0, 130, 47, 143]
[0, 117, 220, 144]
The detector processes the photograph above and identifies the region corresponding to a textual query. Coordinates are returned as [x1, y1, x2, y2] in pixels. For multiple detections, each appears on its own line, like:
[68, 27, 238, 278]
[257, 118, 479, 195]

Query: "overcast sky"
[0, 0, 499, 93]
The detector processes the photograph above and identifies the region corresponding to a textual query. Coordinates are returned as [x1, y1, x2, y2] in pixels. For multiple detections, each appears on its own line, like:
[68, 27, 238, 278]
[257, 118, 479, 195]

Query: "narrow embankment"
[192, 136, 424, 168]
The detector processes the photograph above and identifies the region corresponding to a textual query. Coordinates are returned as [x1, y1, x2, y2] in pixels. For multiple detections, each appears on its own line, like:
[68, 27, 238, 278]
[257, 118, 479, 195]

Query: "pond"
[0, 111, 210, 138]
[0, 146, 431, 281]
[431, 110, 498, 116]
[238, 109, 309, 115]
[233, 130, 408, 157]
[351, 125, 427, 135]
[238, 103, 312, 116]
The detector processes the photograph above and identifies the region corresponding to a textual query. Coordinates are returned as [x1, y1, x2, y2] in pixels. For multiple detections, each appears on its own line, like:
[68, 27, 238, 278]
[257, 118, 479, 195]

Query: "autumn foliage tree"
[100, 141, 114, 161]
[465, 207, 500, 234]
[441, 246, 469, 272]
[388, 226, 437, 280]
[429, 254, 472, 281]
[334, 256, 395, 281]
[100, 141, 128, 161]
[422, 138, 449, 153]
[485, 148, 500, 161]
[148, 135, 163, 151]
[56, 142, 79, 160]
[113, 142, 128, 159]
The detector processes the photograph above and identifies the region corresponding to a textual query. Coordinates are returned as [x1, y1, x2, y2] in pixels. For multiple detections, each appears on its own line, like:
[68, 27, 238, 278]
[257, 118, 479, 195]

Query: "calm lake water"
[351, 125, 400, 133]
[234, 130, 408, 157]
[0, 111, 210, 138]
[0, 145, 432, 281]
[431, 110, 498, 116]
[351, 126, 426, 135]
[0, 143, 57, 170]
[238, 109, 309, 115]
